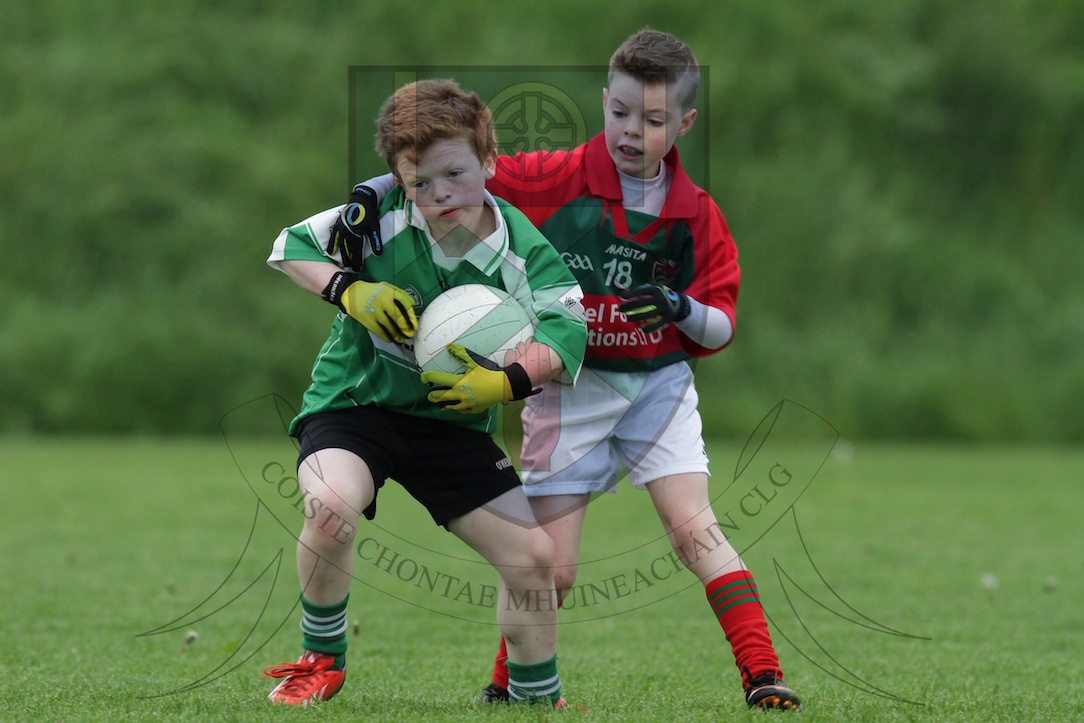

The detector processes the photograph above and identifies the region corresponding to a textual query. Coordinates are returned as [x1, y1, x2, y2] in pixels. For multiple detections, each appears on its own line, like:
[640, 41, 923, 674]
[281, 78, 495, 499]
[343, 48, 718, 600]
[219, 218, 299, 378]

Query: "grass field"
[2, 431, 1082, 721]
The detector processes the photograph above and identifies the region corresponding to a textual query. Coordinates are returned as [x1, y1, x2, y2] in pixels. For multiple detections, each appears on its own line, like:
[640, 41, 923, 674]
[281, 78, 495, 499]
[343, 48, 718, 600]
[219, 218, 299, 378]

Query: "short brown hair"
[609, 28, 700, 112]
[375, 79, 497, 175]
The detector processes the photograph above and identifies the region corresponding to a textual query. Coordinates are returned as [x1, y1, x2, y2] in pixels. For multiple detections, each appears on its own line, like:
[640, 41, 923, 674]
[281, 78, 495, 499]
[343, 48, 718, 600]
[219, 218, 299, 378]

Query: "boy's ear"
[675, 108, 697, 138]
[482, 151, 497, 179]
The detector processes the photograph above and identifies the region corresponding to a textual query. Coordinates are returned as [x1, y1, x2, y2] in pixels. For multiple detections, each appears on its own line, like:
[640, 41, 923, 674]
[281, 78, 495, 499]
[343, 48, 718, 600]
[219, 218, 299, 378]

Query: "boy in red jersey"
[483, 29, 800, 711]
[339, 29, 800, 711]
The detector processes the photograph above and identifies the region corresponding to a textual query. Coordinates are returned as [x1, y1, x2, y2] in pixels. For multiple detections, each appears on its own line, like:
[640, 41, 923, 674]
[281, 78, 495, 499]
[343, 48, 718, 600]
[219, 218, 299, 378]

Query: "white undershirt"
[617, 166, 669, 217]
[673, 300, 733, 350]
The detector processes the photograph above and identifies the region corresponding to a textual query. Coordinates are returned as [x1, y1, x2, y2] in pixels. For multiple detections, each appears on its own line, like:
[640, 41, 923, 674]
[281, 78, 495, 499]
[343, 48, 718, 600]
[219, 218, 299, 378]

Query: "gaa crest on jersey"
[561, 292, 587, 320]
[652, 259, 681, 285]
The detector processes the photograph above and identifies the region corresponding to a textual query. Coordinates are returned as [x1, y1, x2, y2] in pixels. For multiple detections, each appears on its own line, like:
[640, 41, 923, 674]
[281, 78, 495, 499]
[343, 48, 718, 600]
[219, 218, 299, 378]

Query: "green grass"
[2, 436, 1082, 721]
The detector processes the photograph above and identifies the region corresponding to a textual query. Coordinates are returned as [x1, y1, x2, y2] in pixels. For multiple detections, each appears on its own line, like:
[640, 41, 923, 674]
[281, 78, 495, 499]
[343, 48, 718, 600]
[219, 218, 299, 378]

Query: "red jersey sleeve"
[680, 192, 740, 357]
[489, 148, 588, 228]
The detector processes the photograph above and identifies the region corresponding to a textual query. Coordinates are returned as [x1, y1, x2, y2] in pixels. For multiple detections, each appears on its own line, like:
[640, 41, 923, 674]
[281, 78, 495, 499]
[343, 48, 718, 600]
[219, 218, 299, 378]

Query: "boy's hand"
[327, 184, 382, 271]
[421, 343, 539, 414]
[321, 271, 417, 343]
[618, 283, 691, 332]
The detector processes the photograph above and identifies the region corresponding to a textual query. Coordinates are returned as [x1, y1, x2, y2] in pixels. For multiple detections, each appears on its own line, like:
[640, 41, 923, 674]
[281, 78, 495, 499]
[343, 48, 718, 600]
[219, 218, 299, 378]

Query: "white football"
[414, 284, 535, 375]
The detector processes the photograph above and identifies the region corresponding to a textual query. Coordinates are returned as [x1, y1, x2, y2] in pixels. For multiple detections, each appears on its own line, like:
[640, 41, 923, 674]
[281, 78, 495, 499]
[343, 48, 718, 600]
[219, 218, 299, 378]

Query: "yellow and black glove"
[321, 271, 417, 343]
[421, 343, 539, 414]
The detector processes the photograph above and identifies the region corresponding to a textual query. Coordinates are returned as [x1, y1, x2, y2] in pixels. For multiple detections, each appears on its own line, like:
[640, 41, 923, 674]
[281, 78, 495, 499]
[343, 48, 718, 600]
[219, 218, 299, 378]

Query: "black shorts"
[295, 405, 520, 527]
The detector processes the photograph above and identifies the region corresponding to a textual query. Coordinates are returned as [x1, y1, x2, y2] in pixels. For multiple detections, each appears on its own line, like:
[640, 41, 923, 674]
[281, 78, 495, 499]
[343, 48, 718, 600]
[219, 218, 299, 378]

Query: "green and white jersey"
[268, 187, 587, 436]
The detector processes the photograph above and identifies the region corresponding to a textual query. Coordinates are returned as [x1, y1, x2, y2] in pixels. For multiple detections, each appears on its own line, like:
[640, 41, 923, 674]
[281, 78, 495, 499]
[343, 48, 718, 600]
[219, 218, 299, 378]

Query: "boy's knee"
[524, 529, 555, 571]
[504, 530, 555, 588]
[665, 510, 699, 538]
[664, 501, 717, 538]
[301, 499, 360, 546]
[553, 565, 578, 598]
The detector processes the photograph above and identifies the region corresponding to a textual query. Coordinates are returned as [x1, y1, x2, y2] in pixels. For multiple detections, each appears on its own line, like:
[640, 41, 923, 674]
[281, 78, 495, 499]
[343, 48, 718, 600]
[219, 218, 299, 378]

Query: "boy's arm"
[336, 174, 396, 206]
[671, 193, 741, 353]
[279, 258, 340, 296]
[317, 175, 399, 271]
[419, 305, 585, 416]
[419, 341, 556, 415]
[360, 173, 397, 197]
[674, 297, 733, 349]
[618, 281, 734, 350]
[279, 259, 418, 344]
[509, 340, 564, 386]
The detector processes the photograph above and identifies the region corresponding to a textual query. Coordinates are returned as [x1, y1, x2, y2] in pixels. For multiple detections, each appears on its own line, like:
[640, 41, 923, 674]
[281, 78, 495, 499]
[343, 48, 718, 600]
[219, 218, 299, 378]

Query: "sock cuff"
[300, 593, 349, 617]
[507, 655, 561, 704]
[706, 570, 754, 593]
[300, 594, 349, 656]
[506, 654, 558, 681]
[706, 571, 761, 617]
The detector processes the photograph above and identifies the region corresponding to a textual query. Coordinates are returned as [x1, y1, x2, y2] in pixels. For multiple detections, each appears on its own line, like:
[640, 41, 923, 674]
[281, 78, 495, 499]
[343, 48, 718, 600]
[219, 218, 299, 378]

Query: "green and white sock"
[507, 655, 561, 705]
[300, 594, 348, 665]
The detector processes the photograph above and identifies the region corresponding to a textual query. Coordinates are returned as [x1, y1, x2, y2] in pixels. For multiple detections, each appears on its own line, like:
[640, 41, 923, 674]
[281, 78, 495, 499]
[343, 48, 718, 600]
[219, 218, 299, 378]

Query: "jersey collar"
[584, 133, 699, 219]
[407, 190, 509, 274]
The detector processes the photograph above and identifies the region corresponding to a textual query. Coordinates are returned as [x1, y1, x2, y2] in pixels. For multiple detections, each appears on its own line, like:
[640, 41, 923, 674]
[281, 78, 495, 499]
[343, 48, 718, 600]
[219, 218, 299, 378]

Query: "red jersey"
[488, 133, 740, 373]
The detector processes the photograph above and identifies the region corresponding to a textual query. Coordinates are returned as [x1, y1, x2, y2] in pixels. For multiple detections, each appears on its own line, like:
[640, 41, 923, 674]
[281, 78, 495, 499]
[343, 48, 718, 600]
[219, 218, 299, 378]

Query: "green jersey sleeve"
[495, 198, 587, 383]
[267, 207, 343, 270]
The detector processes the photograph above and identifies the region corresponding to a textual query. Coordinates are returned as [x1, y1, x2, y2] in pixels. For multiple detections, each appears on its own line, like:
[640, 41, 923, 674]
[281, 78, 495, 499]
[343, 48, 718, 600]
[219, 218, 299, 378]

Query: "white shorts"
[520, 362, 709, 495]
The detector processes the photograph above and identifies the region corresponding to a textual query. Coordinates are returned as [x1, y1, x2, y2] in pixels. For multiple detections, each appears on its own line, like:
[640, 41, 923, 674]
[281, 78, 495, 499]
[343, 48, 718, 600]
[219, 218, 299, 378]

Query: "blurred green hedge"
[2, 0, 1082, 441]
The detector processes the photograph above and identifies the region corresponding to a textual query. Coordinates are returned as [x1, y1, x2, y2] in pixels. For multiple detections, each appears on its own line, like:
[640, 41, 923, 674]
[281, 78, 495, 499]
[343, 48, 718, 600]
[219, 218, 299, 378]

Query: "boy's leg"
[647, 472, 800, 710]
[264, 448, 375, 705]
[448, 487, 565, 705]
[529, 493, 591, 600]
[485, 494, 588, 697]
[294, 448, 373, 605]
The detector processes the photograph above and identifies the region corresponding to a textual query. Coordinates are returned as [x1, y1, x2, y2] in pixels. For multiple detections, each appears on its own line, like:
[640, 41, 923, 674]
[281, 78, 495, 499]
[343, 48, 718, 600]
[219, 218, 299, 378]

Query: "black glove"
[618, 283, 691, 332]
[327, 184, 382, 271]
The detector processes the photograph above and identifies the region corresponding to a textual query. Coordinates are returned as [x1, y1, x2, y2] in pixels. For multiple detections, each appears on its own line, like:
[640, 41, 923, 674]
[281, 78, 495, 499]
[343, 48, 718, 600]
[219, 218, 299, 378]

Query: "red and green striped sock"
[706, 571, 781, 687]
